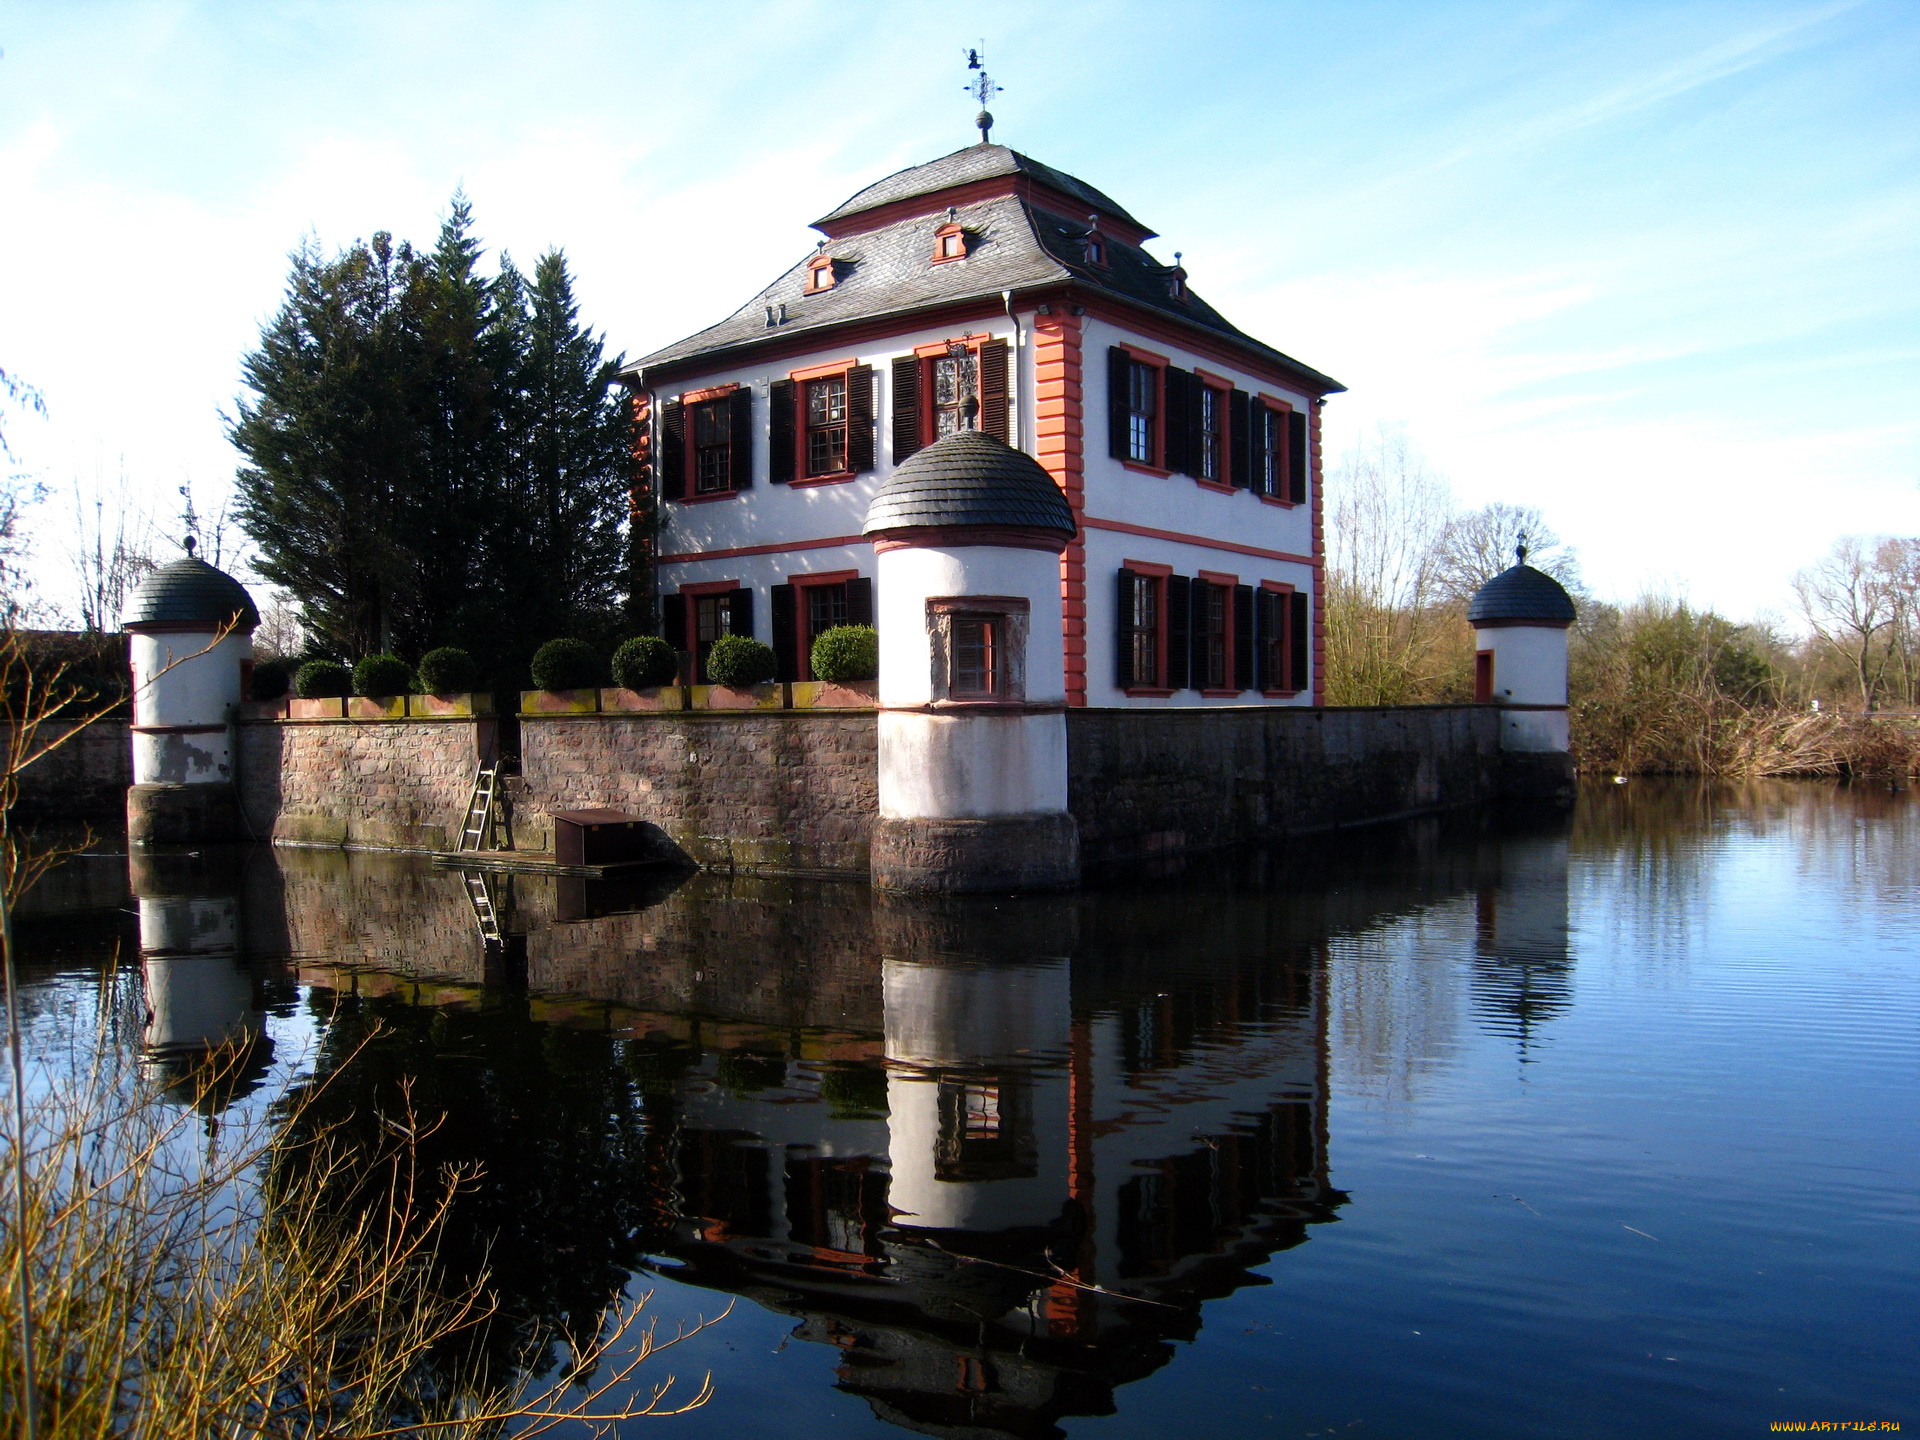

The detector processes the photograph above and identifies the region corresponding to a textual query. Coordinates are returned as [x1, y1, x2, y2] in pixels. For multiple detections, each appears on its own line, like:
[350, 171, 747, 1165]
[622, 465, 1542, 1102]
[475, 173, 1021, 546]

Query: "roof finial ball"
[121, 541, 261, 847]
[1466, 532, 1576, 806]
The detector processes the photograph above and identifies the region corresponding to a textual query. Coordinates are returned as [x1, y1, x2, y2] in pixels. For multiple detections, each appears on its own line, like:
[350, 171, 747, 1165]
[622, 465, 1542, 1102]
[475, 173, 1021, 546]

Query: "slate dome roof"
[1467, 559, 1577, 626]
[862, 430, 1076, 539]
[122, 550, 260, 631]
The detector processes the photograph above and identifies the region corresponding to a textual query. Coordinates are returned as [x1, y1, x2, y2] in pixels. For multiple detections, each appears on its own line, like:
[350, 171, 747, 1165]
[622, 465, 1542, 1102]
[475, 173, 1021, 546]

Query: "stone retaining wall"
[1067, 705, 1504, 866]
[513, 712, 879, 876]
[237, 717, 492, 852]
[11, 718, 131, 819]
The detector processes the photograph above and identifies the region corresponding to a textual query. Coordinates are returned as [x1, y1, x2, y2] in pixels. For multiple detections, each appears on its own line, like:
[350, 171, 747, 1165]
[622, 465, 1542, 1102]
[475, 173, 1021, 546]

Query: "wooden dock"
[430, 850, 666, 878]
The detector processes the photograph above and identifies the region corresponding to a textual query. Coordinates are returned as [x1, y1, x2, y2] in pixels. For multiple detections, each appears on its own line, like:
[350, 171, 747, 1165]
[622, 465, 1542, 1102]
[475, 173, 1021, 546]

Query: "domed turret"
[864, 430, 1076, 541]
[1466, 553, 1576, 628]
[1468, 542, 1574, 794]
[122, 539, 259, 846]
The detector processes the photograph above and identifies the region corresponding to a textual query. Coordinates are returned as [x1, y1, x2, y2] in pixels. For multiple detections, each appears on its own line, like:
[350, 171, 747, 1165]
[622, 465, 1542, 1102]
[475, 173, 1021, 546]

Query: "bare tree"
[67, 469, 161, 636]
[1432, 502, 1581, 605]
[1794, 536, 1901, 711]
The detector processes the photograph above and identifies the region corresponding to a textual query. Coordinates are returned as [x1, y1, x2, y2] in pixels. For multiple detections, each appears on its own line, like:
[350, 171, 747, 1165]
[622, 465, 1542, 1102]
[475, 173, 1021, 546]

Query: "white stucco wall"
[875, 545, 1064, 707]
[877, 710, 1069, 819]
[1477, 623, 1571, 753]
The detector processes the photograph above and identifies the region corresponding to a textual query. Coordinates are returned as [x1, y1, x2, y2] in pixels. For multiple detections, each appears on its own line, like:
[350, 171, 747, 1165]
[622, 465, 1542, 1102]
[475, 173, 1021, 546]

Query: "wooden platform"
[430, 849, 664, 878]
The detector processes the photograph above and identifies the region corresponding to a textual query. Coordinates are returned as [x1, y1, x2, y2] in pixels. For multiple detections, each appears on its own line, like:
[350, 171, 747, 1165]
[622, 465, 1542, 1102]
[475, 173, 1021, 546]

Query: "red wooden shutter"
[1289, 590, 1310, 692]
[768, 379, 795, 483]
[978, 339, 1010, 442]
[1116, 569, 1138, 688]
[892, 357, 922, 464]
[847, 364, 876, 473]
[771, 584, 798, 682]
[1165, 575, 1192, 690]
[1233, 583, 1255, 690]
[1229, 390, 1251, 489]
[1287, 410, 1308, 505]
[727, 588, 754, 641]
[1107, 347, 1130, 460]
[728, 387, 754, 489]
[660, 400, 687, 501]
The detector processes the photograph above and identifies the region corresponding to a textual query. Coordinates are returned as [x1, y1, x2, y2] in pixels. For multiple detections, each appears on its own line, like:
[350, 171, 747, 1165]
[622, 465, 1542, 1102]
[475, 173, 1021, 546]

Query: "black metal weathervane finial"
[966, 46, 1001, 144]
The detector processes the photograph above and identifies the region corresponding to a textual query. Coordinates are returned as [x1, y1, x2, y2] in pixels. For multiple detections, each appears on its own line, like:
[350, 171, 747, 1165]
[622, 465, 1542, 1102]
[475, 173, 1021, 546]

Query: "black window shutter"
[769, 379, 795, 483]
[1107, 346, 1130, 460]
[1189, 577, 1212, 686]
[1163, 367, 1193, 476]
[978, 340, 1010, 443]
[660, 400, 687, 501]
[1165, 575, 1192, 690]
[728, 387, 754, 489]
[1288, 410, 1309, 505]
[1229, 390, 1252, 489]
[892, 357, 922, 464]
[1289, 590, 1310, 692]
[1233, 584, 1255, 691]
[1115, 569, 1137, 688]
[771, 584, 798, 682]
[846, 364, 876, 473]
[846, 575, 874, 627]
[727, 588, 754, 641]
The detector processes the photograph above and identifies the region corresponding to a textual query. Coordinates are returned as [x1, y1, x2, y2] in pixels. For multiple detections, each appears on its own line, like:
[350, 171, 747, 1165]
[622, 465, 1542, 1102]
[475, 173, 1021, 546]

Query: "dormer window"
[1167, 252, 1187, 300]
[1082, 213, 1107, 267]
[805, 253, 837, 293]
[933, 222, 968, 263]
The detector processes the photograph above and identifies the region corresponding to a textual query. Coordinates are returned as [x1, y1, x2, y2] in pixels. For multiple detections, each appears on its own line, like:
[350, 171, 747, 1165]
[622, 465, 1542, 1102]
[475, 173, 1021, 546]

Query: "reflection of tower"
[1472, 827, 1574, 1057]
[132, 851, 273, 1112]
[883, 955, 1072, 1236]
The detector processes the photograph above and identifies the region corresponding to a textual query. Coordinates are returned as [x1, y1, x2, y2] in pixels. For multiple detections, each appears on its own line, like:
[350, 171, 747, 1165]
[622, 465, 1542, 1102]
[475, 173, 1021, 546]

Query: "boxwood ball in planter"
[611, 636, 678, 691]
[810, 624, 879, 684]
[293, 660, 350, 699]
[530, 637, 606, 692]
[416, 646, 478, 695]
[353, 654, 414, 698]
[705, 635, 777, 688]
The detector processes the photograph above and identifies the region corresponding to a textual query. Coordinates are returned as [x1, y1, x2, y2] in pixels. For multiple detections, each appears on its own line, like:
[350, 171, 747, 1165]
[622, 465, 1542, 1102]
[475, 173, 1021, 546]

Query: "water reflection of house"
[1471, 825, 1575, 1055]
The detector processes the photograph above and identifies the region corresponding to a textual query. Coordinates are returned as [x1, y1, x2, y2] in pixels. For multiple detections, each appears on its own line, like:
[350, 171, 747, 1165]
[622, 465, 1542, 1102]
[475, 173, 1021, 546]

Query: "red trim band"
[658, 534, 865, 565]
[1083, 515, 1315, 567]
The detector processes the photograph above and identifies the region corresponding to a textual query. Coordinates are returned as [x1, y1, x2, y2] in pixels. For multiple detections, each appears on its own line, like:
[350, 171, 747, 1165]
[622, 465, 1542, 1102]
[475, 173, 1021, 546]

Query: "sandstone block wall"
[1067, 704, 1503, 866]
[514, 713, 879, 876]
[12, 718, 131, 819]
[238, 718, 490, 853]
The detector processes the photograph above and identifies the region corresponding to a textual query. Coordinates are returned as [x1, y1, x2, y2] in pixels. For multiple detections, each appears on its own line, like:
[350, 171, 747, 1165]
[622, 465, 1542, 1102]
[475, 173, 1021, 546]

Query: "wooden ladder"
[459, 761, 501, 853]
[463, 871, 503, 946]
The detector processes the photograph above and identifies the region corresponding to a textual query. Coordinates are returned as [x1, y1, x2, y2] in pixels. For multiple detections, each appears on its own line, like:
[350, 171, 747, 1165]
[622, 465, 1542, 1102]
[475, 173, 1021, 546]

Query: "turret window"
[928, 595, 1028, 704]
[950, 616, 1000, 698]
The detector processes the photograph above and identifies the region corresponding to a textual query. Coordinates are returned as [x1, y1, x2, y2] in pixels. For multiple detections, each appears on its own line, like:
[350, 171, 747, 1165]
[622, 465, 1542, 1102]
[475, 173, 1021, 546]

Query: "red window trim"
[1253, 393, 1299, 508]
[787, 359, 860, 484]
[677, 579, 744, 656]
[678, 384, 745, 504]
[912, 334, 995, 447]
[804, 255, 836, 293]
[1122, 560, 1172, 697]
[1193, 372, 1233, 490]
[681, 381, 740, 405]
[1474, 649, 1495, 704]
[931, 222, 968, 265]
[1195, 571, 1241, 696]
[787, 568, 863, 683]
[1118, 345, 1169, 471]
[1260, 578, 1301, 697]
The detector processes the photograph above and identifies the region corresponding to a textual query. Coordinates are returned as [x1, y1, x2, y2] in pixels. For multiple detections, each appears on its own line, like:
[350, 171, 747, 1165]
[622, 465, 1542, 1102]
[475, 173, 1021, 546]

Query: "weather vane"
[965, 46, 1001, 144]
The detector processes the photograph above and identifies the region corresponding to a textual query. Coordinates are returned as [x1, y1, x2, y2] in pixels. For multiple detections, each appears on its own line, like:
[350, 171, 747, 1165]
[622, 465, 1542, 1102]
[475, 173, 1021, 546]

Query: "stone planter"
[789, 679, 877, 709]
[600, 686, 687, 713]
[239, 698, 289, 721]
[348, 695, 408, 719]
[409, 692, 494, 717]
[690, 683, 784, 711]
[521, 689, 601, 715]
[288, 697, 345, 720]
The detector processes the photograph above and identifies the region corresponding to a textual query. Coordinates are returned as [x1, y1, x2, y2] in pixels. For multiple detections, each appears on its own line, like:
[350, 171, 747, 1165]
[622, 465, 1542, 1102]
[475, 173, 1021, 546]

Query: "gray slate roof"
[815, 145, 1147, 233]
[122, 556, 260, 631]
[629, 146, 1343, 394]
[1467, 564, 1577, 625]
[863, 430, 1076, 537]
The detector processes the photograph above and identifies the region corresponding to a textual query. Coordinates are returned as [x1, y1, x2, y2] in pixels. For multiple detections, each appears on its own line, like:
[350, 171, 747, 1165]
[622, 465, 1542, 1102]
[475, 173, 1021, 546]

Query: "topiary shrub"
[529, 637, 605, 692]
[810, 624, 878, 684]
[705, 634, 777, 688]
[611, 635, 679, 691]
[249, 656, 292, 702]
[293, 659, 350, 699]
[352, 654, 413, 698]
[416, 646, 478, 695]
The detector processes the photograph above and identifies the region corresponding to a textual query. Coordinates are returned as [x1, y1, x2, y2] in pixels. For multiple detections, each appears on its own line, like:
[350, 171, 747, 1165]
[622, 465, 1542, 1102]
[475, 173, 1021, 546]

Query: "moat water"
[12, 781, 1917, 1438]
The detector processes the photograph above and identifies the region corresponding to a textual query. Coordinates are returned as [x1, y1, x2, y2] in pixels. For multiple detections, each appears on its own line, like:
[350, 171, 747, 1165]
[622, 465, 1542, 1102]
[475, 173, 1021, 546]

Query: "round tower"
[1467, 545, 1576, 799]
[862, 431, 1079, 891]
[121, 541, 260, 846]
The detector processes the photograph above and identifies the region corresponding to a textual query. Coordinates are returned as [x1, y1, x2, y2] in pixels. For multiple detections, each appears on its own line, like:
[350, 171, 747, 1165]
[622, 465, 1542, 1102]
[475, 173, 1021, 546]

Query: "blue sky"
[1, 0, 1914, 622]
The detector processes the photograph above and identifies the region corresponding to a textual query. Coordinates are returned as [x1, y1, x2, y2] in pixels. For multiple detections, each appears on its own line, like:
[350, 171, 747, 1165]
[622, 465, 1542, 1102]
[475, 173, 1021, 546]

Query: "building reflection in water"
[250, 810, 1571, 1439]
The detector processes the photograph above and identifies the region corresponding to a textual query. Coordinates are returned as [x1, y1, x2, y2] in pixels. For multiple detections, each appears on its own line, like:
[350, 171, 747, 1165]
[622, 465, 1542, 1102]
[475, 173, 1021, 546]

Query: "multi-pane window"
[1256, 406, 1284, 496]
[695, 594, 732, 676]
[1130, 574, 1160, 687]
[806, 582, 849, 647]
[933, 348, 978, 439]
[951, 616, 998, 698]
[1126, 360, 1158, 464]
[805, 376, 848, 477]
[1263, 593, 1289, 690]
[1197, 385, 1225, 482]
[1201, 582, 1229, 689]
[692, 399, 732, 494]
